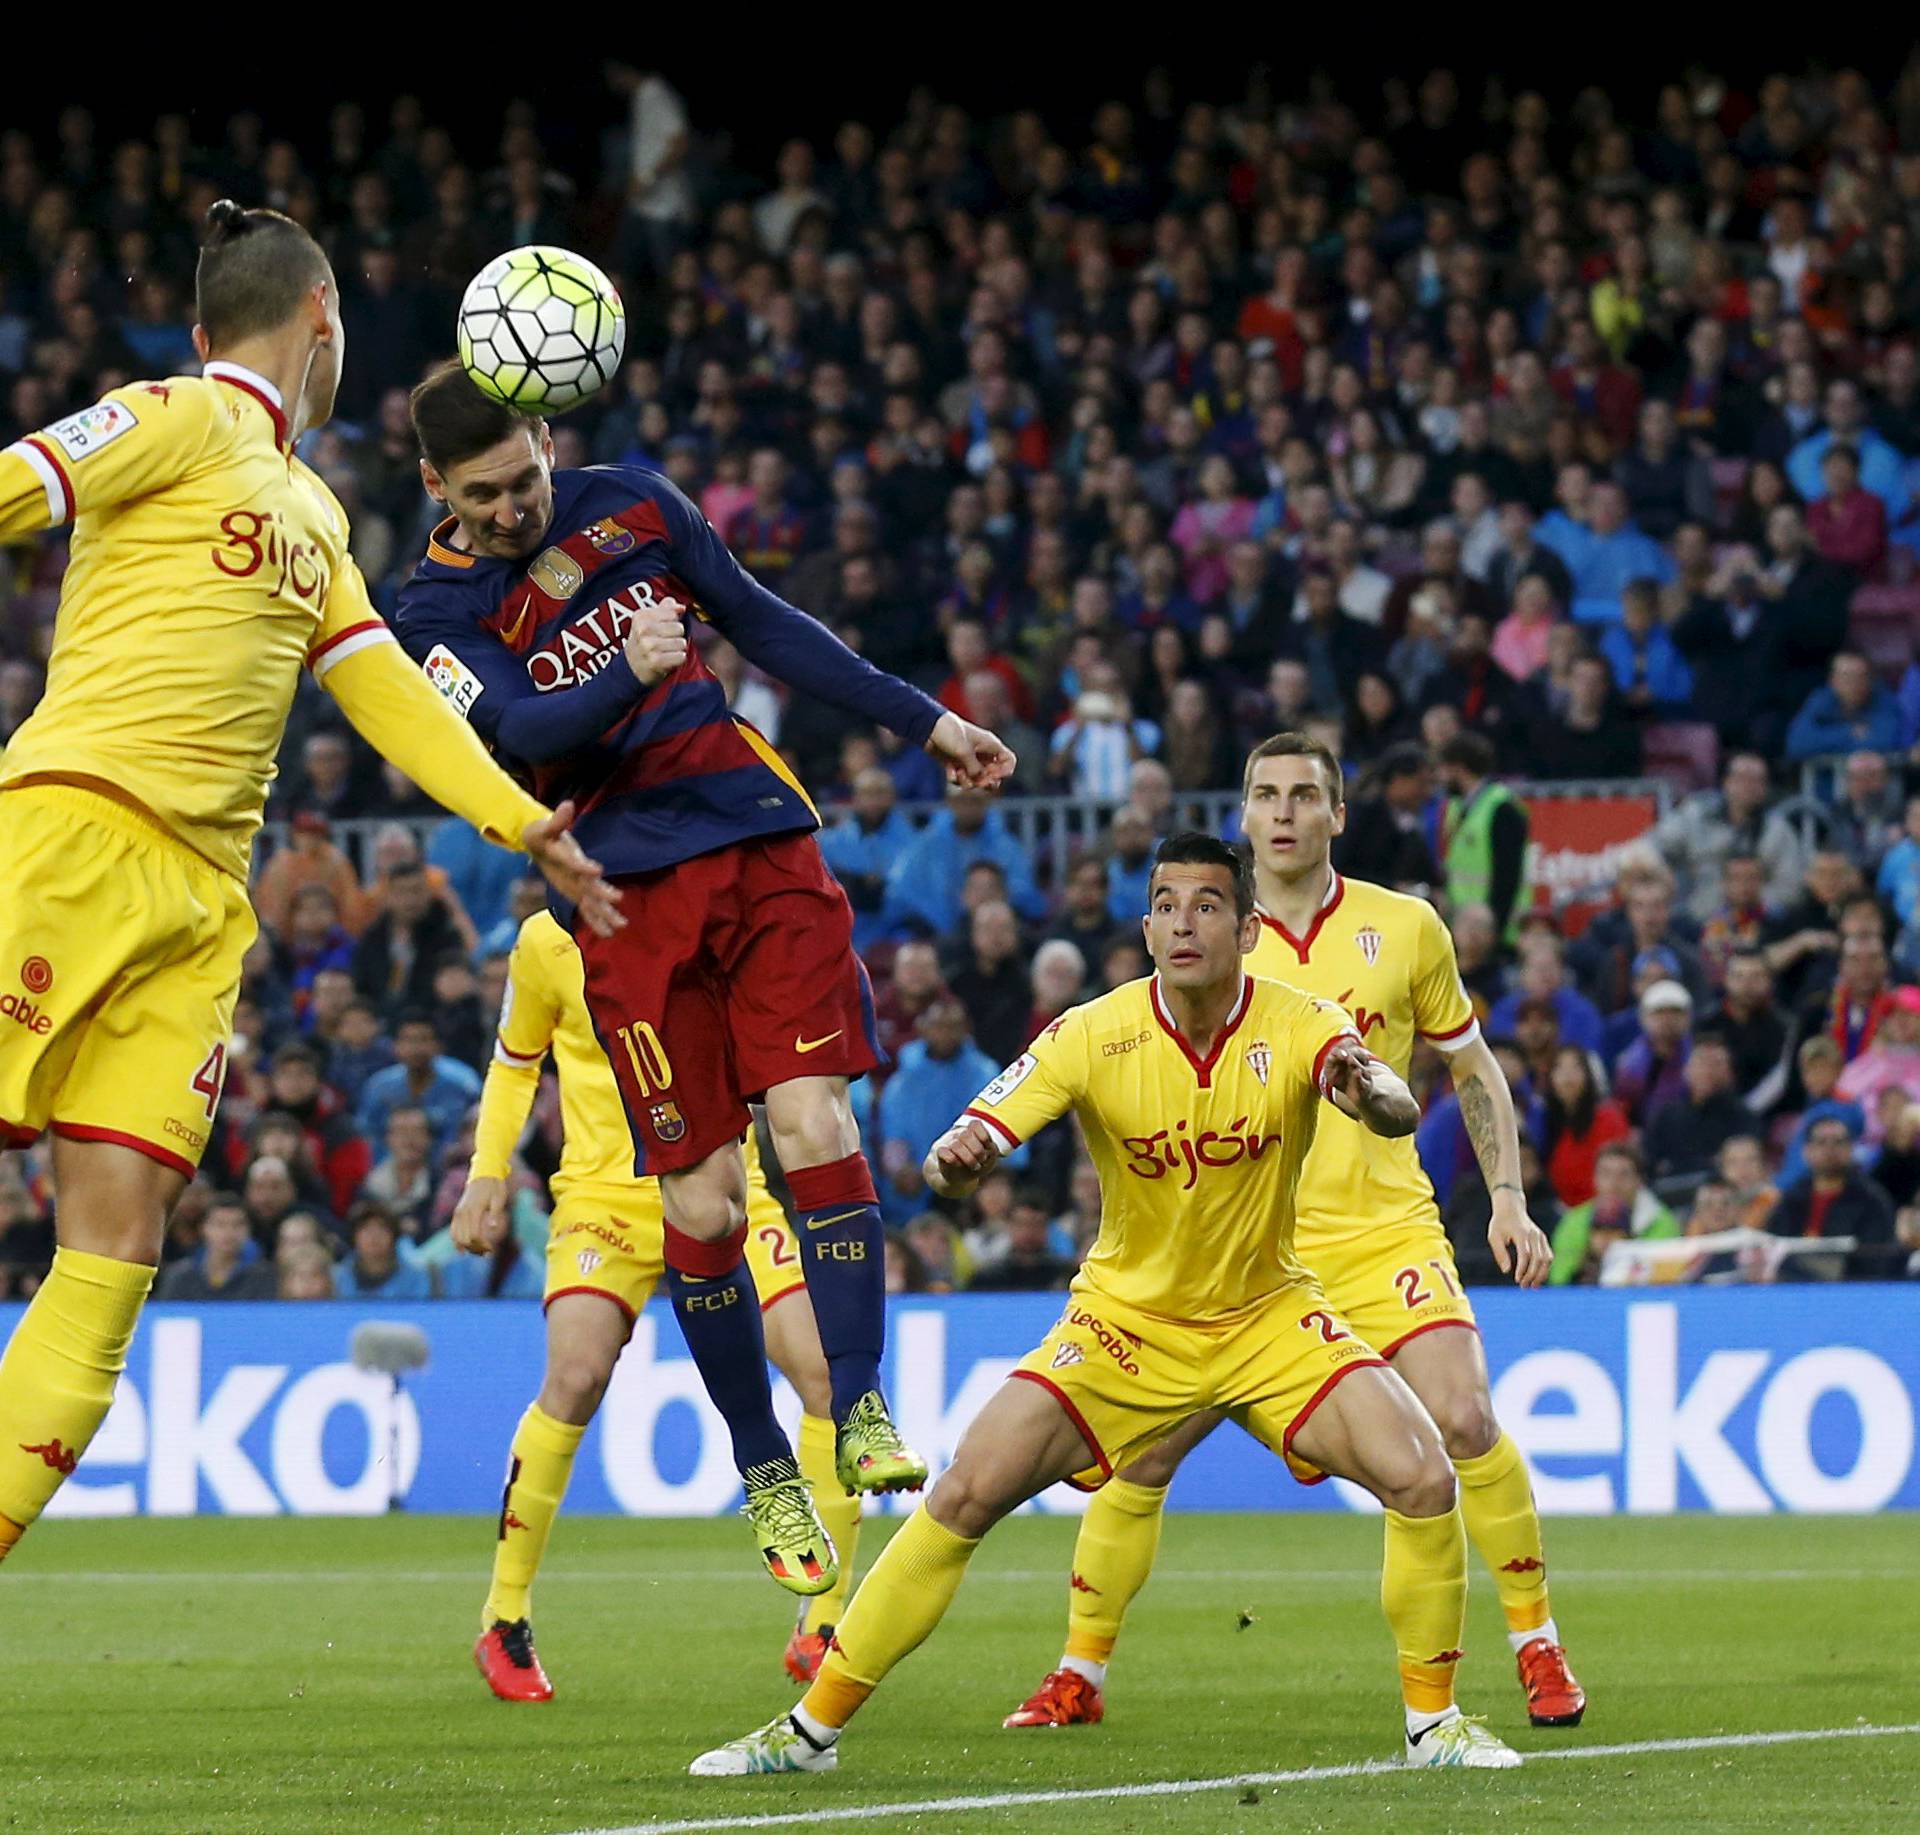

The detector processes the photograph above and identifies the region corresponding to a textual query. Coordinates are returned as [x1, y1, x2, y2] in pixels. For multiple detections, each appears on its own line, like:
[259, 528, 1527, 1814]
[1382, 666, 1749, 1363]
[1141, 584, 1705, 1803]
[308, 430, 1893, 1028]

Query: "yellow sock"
[1455, 1432, 1552, 1636]
[800, 1503, 978, 1730]
[0, 1247, 153, 1552]
[798, 1412, 862, 1634]
[1062, 1476, 1169, 1671]
[1383, 1506, 1468, 1715]
[482, 1404, 585, 1626]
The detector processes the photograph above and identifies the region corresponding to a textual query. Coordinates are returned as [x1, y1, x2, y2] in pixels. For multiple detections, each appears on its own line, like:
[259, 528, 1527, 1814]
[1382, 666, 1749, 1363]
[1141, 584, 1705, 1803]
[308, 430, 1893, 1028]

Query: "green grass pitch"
[0, 1512, 1914, 1832]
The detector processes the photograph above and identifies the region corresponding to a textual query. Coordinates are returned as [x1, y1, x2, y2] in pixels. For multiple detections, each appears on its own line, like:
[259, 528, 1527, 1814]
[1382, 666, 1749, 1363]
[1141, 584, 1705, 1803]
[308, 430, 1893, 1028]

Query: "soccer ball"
[456, 246, 625, 414]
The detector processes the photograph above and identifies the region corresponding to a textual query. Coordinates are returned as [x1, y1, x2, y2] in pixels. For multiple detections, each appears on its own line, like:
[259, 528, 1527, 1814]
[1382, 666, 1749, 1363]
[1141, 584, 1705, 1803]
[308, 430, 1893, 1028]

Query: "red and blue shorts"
[573, 831, 881, 1174]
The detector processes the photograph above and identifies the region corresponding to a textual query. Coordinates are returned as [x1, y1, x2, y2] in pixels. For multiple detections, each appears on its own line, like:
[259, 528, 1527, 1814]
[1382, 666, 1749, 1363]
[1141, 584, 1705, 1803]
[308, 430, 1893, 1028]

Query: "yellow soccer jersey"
[0, 366, 543, 878]
[1249, 871, 1480, 1247]
[964, 975, 1356, 1324]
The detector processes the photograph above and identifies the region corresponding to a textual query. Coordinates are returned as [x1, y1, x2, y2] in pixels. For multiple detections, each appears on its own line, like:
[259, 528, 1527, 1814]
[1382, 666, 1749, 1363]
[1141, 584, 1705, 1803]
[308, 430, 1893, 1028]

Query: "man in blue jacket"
[885, 787, 1043, 936]
[818, 768, 918, 952]
[1786, 651, 1902, 761]
[874, 999, 1025, 1222]
[1787, 379, 1910, 524]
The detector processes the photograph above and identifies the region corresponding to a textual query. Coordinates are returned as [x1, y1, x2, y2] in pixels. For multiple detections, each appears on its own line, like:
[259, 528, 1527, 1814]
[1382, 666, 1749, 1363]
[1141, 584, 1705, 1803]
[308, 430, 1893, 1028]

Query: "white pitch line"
[0, 1564, 1904, 1587]
[563, 1721, 1920, 1835]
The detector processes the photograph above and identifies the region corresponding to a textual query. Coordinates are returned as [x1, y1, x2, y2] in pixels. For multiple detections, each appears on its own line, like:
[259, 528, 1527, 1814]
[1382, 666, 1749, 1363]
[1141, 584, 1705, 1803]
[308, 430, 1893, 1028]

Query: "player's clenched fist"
[452, 1174, 512, 1255]
[623, 594, 690, 685]
[925, 1116, 1002, 1197]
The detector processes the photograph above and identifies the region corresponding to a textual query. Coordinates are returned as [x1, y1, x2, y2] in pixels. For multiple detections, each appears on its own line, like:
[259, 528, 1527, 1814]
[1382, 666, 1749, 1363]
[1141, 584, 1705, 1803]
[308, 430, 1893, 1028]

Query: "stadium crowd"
[4, 61, 1920, 1294]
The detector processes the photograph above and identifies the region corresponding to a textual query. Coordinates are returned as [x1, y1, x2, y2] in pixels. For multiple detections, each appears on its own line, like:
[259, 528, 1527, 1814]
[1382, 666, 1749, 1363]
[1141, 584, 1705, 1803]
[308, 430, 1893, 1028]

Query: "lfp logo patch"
[422, 644, 484, 716]
[44, 398, 139, 463]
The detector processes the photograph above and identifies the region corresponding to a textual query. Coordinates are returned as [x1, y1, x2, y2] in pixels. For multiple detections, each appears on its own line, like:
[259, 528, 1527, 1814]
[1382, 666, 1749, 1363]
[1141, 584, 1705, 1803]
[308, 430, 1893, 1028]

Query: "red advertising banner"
[1522, 791, 1662, 932]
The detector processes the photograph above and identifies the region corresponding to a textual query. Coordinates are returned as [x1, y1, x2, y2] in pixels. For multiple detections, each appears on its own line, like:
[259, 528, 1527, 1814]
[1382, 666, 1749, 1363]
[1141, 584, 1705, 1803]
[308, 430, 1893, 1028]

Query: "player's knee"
[1386, 1450, 1458, 1519]
[927, 1455, 1013, 1540]
[1434, 1389, 1499, 1462]
[765, 1083, 859, 1168]
[540, 1354, 613, 1426]
[1119, 1437, 1185, 1488]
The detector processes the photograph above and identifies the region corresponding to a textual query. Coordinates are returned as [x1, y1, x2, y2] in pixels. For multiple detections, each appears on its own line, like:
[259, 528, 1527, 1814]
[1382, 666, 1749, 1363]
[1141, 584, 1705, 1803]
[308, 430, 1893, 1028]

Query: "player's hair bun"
[204, 198, 251, 241]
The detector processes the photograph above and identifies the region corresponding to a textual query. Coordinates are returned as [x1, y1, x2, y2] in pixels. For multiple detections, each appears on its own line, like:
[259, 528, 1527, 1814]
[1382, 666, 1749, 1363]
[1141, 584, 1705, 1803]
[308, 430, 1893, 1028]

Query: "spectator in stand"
[876, 998, 1020, 1222]
[1025, 939, 1088, 1044]
[326, 997, 395, 1110]
[1549, 1142, 1679, 1285]
[1528, 653, 1644, 780]
[277, 1243, 337, 1301]
[967, 1198, 1076, 1292]
[359, 1105, 437, 1235]
[479, 875, 547, 960]
[1653, 752, 1807, 923]
[1442, 1137, 1562, 1284]
[1541, 1045, 1631, 1207]
[961, 672, 1045, 795]
[337, 1201, 433, 1299]
[1644, 1034, 1750, 1188]
[355, 1010, 482, 1164]
[1046, 856, 1120, 968]
[1697, 853, 1775, 984]
[1614, 979, 1693, 1124]
[818, 766, 914, 953]
[1568, 481, 1676, 626]
[1787, 378, 1911, 523]
[1437, 731, 1530, 942]
[1489, 574, 1561, 684]
[872, 941, 947, 1065]
[1701, 949, 1791, 1106]
[352, 860, 467, 1015]
[1380, 521, 1497, 640]
[1799, 921, 1896, 1069]
[1615, 398, 1714, 540]
[1825, 750, 1904, 881]
[1451, 903, 1505, 1014]
[255, 813, 367, 939]
[261, 1041, 370, 1220]
[425, 817, 522, 945]
[1787, 650, 1902, 761]
[427, 953, 488, 1071]
[1489, 934, 1606, 1053]
[1277, 570, 1387, 713]
[938, 617, 1034, 725]
[1169, 455, 1255, 603]
[1719, 1135, 1779, 1232]
[724, 448, 809, 592]
[272, 884, 357, 1027]
[1777, 1036, 1867, 1189]
[1333, 743, 1440, 890]
[1048, 669, 1161, 798]
[1807, 444, 1889, 578]
[1101, 803, 1160, 925]
[155, 1195, 275, 1301]
[884, 785, 1043, 936]
[1766, 1115, 1899, 1279]
[1486, 501, 1574, 613]
[242, 1155, 310, 1254]
[944, 899, 1031, 1069]
[1878, 796, 1920, 931]
[1835, 986, 1920, 1139]
[1599, 579, 1694, 717]
[1418, 613, 1523, 751]
[1763, 850, 1856, 1007]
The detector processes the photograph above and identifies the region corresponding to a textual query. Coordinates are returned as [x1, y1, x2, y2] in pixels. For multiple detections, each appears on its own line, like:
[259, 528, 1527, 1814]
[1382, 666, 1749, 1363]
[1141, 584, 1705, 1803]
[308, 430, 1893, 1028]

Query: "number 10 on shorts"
[614, 1020, 673, 1096]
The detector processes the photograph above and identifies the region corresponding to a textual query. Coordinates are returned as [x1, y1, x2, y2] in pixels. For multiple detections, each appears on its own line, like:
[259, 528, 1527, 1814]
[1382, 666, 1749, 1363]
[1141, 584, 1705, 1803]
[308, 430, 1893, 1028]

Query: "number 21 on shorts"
[1393, 1260, 1461, 1309]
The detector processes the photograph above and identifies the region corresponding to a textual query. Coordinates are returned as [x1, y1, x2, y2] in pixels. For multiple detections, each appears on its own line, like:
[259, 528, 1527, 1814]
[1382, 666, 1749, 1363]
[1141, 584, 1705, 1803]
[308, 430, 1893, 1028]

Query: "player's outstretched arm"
[1322, 1039, 1421, 1138]
[1448, 1034, 1554, 1287]
[924, 1117, 1004, 1200]
[313, 566, 623, 935]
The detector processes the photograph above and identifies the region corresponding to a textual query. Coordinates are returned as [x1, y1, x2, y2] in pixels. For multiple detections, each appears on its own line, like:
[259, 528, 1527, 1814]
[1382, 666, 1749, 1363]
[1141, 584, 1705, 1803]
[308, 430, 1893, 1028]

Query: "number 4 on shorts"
[190, 1041, 228, 1119]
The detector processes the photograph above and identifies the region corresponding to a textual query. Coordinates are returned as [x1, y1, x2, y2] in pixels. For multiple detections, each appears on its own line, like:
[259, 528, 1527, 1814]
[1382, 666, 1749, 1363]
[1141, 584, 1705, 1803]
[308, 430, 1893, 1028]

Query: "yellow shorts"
[1306, 1222, 1479, 1360]
[542, 1137, 805, 1319]
[1015, 1280, 1387, 1491]
[0, 781, 255, 1176]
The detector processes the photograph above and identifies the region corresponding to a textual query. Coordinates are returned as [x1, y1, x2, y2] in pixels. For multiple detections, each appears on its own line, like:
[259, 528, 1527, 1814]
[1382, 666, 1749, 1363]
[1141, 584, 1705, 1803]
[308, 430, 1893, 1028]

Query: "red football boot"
[784, 1622, 831, 1685]
[474, 1619, 553, 1703]
[1517, 1638, 1586, 1727]
[1003, 1667, 1105, 1729]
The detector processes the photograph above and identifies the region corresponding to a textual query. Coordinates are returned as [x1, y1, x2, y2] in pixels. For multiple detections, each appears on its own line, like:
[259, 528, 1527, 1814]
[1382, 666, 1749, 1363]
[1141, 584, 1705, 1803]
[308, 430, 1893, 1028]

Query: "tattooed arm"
[1448, 1034, 1553, 1287]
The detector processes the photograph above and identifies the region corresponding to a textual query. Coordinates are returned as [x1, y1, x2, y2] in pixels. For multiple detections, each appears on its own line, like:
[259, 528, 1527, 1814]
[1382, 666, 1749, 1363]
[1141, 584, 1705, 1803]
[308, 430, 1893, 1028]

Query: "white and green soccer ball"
[457, 245, 626, 413]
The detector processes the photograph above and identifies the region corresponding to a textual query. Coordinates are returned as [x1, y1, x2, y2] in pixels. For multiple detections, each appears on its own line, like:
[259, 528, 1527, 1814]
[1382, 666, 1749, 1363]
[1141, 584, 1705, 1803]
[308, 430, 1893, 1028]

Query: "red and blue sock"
[786, 1153, 887, 1422]
[662, 1222, 792, 1473]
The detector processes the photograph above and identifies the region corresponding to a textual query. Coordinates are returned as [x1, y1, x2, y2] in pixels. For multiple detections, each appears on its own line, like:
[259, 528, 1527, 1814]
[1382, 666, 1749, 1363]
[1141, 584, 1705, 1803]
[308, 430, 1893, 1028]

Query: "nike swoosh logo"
[501, 603, 530, 643]
[794, 1030, 843, 1054]
[806, 1208, 868, 1231]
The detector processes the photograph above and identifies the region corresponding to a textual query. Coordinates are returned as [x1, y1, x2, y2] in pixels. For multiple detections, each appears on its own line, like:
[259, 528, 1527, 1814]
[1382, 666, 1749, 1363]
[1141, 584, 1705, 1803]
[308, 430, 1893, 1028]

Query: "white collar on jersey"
[203, 360, 284, 407]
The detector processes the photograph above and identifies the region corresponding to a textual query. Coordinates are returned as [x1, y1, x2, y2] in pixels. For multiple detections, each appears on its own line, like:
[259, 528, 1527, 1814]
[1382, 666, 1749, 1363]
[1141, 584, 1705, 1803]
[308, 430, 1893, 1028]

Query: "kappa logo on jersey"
[526, 577, 685, 692]
[1355, 925, 1383, 966]
[19, 1438, 77, 1475]
[1245, 1038, 1272, 1086]
[141, 383, 173, 404]
[1500, 1557, 1545, 1574]
[423, 643, 485, 715]
[586, 517, 636, 556]
[977, 1053, 1038, 1107]
[20, 957, 52, 996]
[44, 398, 138, 464]
[1100, 1029, 1151, 1057]
[649, 1100, 686, 1142]
[1121, 1118, 1282, 1190]
[576, 1248, 603, 1277]
[1051, 1342, 1085, 1370]
[1335, 988, 1386, 1039]
[528, 546, 585, 600]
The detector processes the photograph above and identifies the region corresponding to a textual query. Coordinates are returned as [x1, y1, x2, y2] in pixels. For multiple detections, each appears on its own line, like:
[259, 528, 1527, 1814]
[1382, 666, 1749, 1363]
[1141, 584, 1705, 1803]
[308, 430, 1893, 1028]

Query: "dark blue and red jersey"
[392, 466, 942, 880]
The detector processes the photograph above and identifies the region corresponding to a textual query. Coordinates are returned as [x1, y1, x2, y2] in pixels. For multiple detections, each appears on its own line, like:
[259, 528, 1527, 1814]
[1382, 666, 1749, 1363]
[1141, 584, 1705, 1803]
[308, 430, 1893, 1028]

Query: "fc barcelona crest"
[1246, 1039, 1272, 1086]
[649, 1101, 687, 1143]
[1355, 926, 1383, 967]
[587, 517, 636, 556]
[528, 545, 585, 599]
